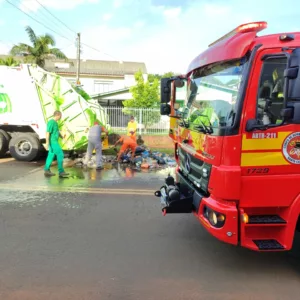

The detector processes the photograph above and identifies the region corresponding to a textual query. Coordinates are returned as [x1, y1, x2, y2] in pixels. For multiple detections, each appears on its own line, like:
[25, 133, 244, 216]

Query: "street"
[0, 158, 300, 300]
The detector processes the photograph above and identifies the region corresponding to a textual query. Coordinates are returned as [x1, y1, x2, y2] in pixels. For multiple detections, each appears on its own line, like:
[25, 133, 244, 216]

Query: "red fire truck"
[155, 21, 300, 251]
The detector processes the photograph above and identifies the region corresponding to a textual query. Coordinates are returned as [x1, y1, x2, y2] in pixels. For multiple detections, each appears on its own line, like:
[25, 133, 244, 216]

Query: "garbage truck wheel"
[0, 129, 10, 158]
[9, 133, 41, 161]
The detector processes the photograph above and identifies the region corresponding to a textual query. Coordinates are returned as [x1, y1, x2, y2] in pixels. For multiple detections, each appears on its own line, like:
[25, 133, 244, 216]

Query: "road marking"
[0, 184, 155, 196]
[0, 184, 154, 193]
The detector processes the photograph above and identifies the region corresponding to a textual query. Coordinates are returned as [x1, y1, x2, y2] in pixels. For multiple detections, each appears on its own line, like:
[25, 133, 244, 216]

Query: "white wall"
[64, 76, 121, 94]
[64, 73, 148, 98]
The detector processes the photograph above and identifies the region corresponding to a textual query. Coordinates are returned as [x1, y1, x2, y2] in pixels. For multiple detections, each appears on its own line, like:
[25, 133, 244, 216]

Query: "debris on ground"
[113, 146, 176, 170]
[70, 146, 175, 171]
[72, 154, 115, 169]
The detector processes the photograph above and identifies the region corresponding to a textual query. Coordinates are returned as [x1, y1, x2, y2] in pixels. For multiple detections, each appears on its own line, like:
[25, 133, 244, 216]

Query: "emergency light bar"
[208, 21, 267, 47]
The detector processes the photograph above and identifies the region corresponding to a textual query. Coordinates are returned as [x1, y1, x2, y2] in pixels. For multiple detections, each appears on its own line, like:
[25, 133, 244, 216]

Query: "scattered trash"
[72, 154, 116, 169]
[66, 143, 175, 171]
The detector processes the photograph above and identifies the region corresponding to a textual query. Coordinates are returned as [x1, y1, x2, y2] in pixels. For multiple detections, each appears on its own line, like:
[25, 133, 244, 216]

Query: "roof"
[45, 58, 147, 76]
[0, 55, 147, 76]
[90, 87, 130, 99]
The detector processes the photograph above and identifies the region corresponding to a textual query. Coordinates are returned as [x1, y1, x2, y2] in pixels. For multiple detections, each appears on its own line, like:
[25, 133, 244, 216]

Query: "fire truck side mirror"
[174, 79, 185, 88]
[160, 78, 172, 103]
[285, 48, 300, 101]
[160, 103, 171, 115]
[245, 119, 262, 132]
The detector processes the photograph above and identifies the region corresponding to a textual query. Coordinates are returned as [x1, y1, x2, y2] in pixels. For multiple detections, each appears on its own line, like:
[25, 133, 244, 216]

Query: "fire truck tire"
[0, 129, 10, 158]
[9, 133, 41, 161]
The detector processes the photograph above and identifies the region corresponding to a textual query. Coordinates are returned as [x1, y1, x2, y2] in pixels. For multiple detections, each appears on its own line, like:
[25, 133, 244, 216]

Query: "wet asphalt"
[0, 158, 300, 300]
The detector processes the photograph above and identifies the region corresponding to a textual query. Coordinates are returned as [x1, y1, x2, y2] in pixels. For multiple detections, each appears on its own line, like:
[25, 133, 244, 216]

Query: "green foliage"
[148, 71, 176, 82]
[10, 26, 67, 68]
[162, 71, 176, 78]
[123, 70, 160, 129]
[148, 73, 161, 82]
[0, 56, 20, 66]
[124, 70, 160, 108]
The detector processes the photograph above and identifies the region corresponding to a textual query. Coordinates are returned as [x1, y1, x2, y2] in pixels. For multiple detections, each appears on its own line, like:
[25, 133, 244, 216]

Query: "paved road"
[0, 158, 300, 300]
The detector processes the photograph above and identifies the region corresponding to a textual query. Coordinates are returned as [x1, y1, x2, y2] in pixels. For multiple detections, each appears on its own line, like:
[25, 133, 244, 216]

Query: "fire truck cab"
[155, 21, 300, 251]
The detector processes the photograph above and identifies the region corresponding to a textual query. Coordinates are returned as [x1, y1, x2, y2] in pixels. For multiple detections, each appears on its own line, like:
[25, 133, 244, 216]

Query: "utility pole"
[76, 33, 81, 85]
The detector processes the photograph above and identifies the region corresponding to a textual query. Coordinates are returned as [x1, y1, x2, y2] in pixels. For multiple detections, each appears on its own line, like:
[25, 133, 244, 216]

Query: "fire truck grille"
[178, 147, 211, 194]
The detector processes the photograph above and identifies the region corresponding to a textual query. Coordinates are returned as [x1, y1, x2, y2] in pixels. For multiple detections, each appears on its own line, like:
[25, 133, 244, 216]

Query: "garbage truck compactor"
[0, 64, 109, 161]
[155, 21, 300, 252]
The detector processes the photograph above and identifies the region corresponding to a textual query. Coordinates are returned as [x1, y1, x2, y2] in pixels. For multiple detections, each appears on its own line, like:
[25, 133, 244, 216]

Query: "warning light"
[209, 21, 268, 47]
[242, 213, 249, 224]
[237, 21, 267, 33]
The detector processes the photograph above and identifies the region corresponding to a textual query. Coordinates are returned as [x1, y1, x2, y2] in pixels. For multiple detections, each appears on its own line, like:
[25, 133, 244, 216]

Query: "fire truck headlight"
[208, 210, 218, 225]
[203, 206, 226, 228]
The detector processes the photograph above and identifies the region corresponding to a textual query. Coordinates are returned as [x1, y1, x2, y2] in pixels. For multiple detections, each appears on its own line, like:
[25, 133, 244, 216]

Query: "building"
[44, 59, 148, 106]
[0, 55, 148, 106]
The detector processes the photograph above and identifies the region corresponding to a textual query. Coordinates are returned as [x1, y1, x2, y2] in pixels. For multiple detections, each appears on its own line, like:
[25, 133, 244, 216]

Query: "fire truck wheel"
[0, 129, 10, 158]
[9, 133, 41, 162]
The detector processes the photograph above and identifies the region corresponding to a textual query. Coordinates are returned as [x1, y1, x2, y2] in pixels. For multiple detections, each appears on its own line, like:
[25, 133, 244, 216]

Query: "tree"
[10, 26, 67, 68]
[162, 71, 176, 78]
[0, 56, 20, 66]
[123, 70, 160, 132]
[148, 71, 176, 83]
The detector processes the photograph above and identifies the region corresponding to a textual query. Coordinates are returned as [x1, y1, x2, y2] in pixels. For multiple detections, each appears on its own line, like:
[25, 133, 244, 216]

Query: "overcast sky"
[0, 0, 299, 74]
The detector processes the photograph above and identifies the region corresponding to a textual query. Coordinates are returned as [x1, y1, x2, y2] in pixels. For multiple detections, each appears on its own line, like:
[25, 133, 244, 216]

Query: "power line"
[81, 42, 123, 62]
[34, 0, 77, 34]
[4, 0, 124, 62]
[16, 0, 75, 38]
[4, 0, 74, 42]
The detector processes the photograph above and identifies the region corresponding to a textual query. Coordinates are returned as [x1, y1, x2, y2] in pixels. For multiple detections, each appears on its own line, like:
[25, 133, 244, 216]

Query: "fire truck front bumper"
[155, 172, 238, 245]
[197, 197, 238, 245]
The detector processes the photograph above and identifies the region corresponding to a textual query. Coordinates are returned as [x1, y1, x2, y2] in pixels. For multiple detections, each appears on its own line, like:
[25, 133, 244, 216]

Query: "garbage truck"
[0, 64, 109, 161]
[155, 21, 300, 251]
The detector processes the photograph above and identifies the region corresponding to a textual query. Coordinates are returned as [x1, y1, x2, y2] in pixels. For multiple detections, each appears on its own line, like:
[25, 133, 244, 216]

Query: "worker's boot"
[96, 166, 104, 171]
[59, 172, 69, 178]
[44, 170, 55, 177]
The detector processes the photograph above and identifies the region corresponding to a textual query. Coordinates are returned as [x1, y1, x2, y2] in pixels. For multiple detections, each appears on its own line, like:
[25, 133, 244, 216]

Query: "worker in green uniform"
[44, 110, 69, 178]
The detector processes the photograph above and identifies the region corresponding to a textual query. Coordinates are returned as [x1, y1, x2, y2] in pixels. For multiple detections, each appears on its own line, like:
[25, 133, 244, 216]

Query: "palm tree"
[0, 56, 20, 66]
[10, 26, 67, 68]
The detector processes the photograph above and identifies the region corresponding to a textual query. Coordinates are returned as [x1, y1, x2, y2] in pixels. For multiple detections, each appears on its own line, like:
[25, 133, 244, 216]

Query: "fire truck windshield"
[182, 57, 249, 132]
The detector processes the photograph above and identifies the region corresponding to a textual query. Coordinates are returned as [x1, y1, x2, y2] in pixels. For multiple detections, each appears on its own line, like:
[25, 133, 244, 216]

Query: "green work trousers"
[44, 142, 65, 174]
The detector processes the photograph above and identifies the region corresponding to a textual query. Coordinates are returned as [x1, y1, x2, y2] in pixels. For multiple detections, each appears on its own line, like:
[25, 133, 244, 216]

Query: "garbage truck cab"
[155, 21, 300, 251]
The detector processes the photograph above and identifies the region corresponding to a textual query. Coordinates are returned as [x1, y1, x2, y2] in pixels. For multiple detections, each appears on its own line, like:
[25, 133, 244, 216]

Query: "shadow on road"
[178, 218, 300, 277]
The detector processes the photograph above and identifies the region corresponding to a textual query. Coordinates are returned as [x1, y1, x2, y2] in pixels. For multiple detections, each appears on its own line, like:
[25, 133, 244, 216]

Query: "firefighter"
[44, 110, 69, 178]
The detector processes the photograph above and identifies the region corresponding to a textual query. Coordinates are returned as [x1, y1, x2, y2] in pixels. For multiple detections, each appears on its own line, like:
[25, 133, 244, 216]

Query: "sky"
[0, 0, 300, 74]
